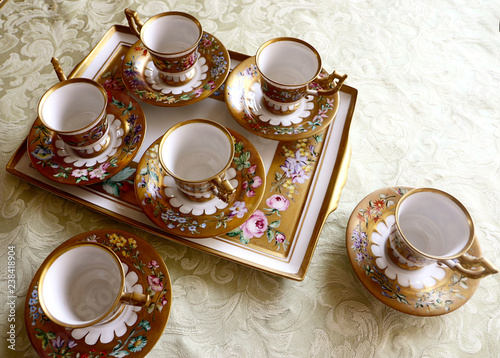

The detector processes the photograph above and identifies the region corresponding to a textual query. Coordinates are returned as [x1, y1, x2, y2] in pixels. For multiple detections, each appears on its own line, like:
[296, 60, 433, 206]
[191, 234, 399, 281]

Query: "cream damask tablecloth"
[1, 0, 499, 357]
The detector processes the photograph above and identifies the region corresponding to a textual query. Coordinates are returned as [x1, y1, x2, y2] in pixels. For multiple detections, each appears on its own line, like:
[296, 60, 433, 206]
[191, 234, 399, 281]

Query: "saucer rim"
[121, 32, 230, 107]
[27, 89, 146, 186]
[345, 186, 481, 316]
[134, 128, 266, 239]
[24, 228, 172, 357]
[224, 56, 340, 141]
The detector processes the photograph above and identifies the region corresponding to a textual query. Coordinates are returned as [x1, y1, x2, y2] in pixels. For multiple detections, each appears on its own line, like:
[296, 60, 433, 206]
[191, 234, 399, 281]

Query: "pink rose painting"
[241, 169, 263, 198]
[143, 260, 170, 317]
[147, 275, 164, 292]
[248, 164, 257, 175]
[227, 195, 290, 251]
[148, 260, 160, 270]
[89, 162, 111, 180]
[275, 233, 286, 243]
[266, 195, 290, 212]
[240, 210, 268, 240]
[251, 176, 263, 188]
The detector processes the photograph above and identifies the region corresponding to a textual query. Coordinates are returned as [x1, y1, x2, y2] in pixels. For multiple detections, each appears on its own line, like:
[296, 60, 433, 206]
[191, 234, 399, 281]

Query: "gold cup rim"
[158, 119, 235, 184]
[37, 78, 108, 135]
[255, 37, 323, 87]
[38, 241, 126, 329]
[140, 11, 203, 56]
[394, 187, 475, 261]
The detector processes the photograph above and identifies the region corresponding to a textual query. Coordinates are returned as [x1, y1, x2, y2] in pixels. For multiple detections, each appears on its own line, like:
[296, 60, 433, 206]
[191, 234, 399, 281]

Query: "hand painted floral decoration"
[226, 136, 321, 251]
[227, 194, 290, 250]
[271, 138, 318, 199]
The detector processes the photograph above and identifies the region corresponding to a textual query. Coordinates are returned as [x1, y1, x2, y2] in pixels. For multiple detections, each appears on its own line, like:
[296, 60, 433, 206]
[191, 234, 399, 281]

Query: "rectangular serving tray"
[6, 25, 357, 280]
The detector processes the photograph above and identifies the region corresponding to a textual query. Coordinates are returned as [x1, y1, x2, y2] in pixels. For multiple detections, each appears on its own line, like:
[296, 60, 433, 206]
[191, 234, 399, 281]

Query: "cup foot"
[370, 215, 446, 289]
[385, 236, 423, 271]
[179, 190, 216, 202]
[163, 168, 238, 216]
[55, 115, 124, 168]
[248, 82, 315, 126]
[159, 67, 196, 86]
[71, 135, 111, 158]
[145, 56, 208, 95]
[263, 97, 300, 115]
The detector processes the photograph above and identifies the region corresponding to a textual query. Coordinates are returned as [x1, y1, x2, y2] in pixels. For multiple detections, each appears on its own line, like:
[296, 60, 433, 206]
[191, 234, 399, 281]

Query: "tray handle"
[326, 139, 351, 215]
[51, 57, 67, 82]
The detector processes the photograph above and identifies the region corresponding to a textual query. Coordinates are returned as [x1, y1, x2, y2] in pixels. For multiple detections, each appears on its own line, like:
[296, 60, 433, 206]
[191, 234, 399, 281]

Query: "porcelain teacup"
[387, 188, 498, 278]
[159, 119, 236, 203]
[38, 242, 151, 329]
[125, 8, 203, 86]
[37, 58, 111, 158]
[255, 37, 348, 115]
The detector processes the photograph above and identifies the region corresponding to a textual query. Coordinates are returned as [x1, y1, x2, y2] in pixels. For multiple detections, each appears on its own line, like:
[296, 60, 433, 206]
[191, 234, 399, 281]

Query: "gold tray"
[6, 25, 357, 281]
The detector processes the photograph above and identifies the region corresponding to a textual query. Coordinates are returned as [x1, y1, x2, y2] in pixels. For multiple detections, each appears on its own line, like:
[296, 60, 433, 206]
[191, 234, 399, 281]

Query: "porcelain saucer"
[224, 57, 340, 141]
[27, 89, 146, 185]
[346, 186, 481, 316]
[135, 128, 266, 238]
[122, 32, 230, 107]
[25, 229, 171, 357]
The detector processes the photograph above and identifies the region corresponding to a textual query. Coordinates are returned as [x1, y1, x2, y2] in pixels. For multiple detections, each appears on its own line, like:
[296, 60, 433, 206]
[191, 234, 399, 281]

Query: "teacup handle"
[121, 291, 151, 307]
[50, 57, 67, 82]
[307, 70, 348, 97]
[124, 8, 144, 39]
[211, 177, 236, 203]
[440, 253, 498, 279]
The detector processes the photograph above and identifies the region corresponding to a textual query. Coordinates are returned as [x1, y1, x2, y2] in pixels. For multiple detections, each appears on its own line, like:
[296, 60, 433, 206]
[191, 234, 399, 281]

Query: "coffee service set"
[27, 7, 498, 352]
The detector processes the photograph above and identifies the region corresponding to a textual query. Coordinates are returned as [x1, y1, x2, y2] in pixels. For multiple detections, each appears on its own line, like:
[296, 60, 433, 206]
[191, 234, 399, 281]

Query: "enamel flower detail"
[229, 201, 248, 218]
[147, 275, 164, 292]
[240, 210, 268, 239]
[266, 195, 290, 212]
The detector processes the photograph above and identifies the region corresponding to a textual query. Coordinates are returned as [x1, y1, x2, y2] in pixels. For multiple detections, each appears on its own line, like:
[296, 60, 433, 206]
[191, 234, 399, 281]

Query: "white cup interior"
[257, 40, 320, 86]
[41, 82, 106, 133]
[143, 15, 201, 54]
[161, 122, 233, 181]
[41, 244, 123, 327]
[397, 191, 472, 257]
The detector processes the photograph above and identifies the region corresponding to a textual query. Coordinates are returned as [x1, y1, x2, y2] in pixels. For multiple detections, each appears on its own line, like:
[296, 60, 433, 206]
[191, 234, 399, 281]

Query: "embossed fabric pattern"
[1, 0, 499, 357]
